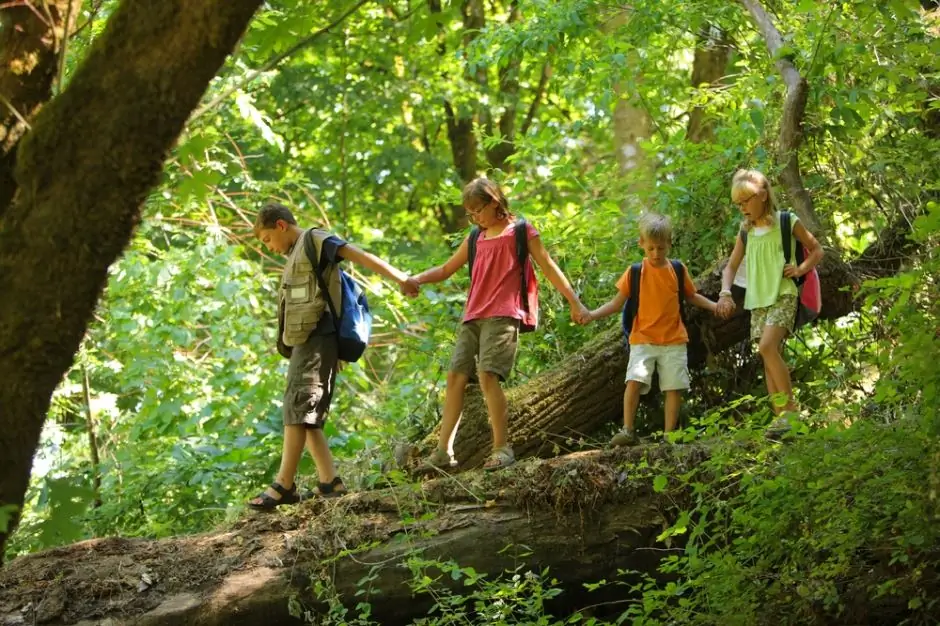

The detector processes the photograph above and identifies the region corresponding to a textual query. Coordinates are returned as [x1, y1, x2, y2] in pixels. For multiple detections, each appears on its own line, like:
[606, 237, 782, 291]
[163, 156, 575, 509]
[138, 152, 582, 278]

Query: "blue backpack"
[621, 259, 687, 346]
[303, 230, 372, 362]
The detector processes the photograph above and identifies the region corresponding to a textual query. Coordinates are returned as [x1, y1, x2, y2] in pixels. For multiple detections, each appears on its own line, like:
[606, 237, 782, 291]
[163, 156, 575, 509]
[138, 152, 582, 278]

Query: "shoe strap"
[270, 482, 295, 496]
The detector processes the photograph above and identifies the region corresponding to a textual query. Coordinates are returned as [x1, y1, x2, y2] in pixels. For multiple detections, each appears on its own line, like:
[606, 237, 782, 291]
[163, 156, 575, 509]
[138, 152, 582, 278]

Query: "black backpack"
[621, 260, 687, 344]
[467, 217, 535, 333]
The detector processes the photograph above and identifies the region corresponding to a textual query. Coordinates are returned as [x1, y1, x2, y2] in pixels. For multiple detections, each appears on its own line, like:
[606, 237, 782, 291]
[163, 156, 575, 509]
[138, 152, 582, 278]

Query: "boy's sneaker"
[421, 448, 457, 470]
[765, 414, 796, 440]
[610, 428, 639, 447]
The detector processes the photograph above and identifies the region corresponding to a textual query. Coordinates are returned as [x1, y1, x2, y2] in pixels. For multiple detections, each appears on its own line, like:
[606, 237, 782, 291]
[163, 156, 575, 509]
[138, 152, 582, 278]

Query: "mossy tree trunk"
[0, 0, 264, 560]
[0, 449, 689, 625]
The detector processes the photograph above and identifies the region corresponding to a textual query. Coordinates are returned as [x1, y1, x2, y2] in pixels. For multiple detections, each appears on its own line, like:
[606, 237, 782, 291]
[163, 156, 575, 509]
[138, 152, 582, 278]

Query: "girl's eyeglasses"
[465, 199, 495, 216]
[733, 192, 757, 207]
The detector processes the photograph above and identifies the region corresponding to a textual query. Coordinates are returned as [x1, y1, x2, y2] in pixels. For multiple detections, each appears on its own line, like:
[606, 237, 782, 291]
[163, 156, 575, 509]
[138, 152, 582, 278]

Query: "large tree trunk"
[0, 0, 264, 559]
[426, 250, 867, 469]
[739, 0, 821, 233]
[686, 26, 732, 144]
[0, 449, 690, 625]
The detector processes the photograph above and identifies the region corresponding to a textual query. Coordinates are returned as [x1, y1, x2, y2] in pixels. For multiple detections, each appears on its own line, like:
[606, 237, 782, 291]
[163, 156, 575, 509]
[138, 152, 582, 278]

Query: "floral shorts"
[750, 294, 797, 341]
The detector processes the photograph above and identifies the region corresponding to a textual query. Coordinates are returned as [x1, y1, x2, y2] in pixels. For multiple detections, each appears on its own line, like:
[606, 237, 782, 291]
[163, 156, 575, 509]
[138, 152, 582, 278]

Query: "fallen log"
[0, 447, 701, 626]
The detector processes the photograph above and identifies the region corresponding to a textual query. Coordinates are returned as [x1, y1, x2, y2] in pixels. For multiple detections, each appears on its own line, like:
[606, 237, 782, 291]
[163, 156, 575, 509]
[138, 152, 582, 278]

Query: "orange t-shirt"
[616, 259, 697, 346]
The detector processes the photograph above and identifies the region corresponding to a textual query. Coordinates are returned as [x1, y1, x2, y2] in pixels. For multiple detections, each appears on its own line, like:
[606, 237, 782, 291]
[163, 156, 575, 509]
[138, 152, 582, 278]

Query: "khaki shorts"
[625, 343, 689, 395]
[283, 333, 338, 428]
[450, 317, 520, 381]
[750, 294, 797, 341]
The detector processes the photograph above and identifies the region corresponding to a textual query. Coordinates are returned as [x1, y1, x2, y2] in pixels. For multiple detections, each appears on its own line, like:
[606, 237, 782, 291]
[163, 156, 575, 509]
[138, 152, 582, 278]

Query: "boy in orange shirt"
[583, 214, 718, 445]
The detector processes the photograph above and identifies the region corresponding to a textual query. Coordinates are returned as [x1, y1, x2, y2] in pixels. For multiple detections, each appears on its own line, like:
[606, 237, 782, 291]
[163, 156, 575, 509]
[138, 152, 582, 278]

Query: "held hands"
[782, 264, 804, 279]
[715, 295, 736, 320]
[400, 276, 421, 297]
[570, 301, 592, 325]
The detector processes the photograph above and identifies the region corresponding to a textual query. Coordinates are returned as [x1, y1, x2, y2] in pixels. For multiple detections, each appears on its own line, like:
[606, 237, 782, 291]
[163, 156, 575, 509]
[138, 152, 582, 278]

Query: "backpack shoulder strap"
[780, 211, 793, 265]
[670, 260, 685, 301]
[304, 229, 340, 321]
[514, 217, 531, 308]
[467, 226, 482, 279]
[671, 259, 690, 329]
[628, 261, 642, 319]
[621, 261, 643, 338]
[514, 217, 528, 261]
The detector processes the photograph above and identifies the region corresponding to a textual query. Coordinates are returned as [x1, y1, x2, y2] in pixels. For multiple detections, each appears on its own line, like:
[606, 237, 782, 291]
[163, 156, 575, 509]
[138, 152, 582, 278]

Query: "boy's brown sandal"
[247, 481, 300, 511]
[301, 476, 347, 500]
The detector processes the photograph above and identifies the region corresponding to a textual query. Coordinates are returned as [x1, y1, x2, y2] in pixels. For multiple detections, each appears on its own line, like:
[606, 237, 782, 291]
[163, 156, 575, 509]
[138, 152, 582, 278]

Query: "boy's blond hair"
[638, 213, 672, 243]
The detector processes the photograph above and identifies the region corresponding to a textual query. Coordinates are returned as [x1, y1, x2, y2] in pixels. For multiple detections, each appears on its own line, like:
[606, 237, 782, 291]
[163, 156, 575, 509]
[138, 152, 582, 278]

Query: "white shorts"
[625, 343, 690, 395]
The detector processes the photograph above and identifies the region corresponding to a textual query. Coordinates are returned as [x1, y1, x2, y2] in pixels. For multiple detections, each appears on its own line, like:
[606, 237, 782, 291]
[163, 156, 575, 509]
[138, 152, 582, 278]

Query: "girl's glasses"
[733, 192, 757, 207]
[465, 199, 495, 216]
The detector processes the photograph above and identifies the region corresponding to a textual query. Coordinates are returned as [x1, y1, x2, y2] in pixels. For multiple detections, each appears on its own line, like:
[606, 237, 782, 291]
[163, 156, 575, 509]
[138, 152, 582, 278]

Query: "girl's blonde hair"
[462, 177, 514, 221]
[731, 169, 778, 229]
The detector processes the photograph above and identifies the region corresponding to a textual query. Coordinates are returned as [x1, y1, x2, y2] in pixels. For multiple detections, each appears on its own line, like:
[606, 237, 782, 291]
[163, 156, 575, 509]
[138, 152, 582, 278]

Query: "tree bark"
[687, 26, 732, 144]
[605, 12, 653, 209]
[0, 0, 264, 559]
[739, 0, 820, 233]
[425, 250, 864, 469]
[0, 449, 687, 625]
[0, 0, 82, 214]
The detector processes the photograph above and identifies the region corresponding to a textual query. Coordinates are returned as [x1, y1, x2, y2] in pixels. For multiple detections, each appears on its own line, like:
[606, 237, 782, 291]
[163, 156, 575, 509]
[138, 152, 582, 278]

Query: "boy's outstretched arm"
[585, 290, 629, 324]
[413, 239, 470, 286]
[338, 244, 418, 296]
[687, 292, 718, 314]
[528, 237, 590, 323]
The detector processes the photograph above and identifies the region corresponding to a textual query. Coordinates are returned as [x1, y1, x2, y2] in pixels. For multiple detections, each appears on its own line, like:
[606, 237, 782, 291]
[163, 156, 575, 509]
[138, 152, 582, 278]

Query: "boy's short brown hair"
[254, 202, 297, 234]
[638, 213, 672, 243]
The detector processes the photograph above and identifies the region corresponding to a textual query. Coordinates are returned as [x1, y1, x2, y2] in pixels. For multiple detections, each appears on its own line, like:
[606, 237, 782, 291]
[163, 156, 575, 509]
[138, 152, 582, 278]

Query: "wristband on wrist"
[718, 289, 733, 298]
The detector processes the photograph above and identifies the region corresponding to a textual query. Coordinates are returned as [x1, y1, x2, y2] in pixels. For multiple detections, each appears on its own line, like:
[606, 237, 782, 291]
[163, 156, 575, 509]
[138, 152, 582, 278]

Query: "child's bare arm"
[785, 222, 824, 278]
[527, 237, 579, 303]
[339, 243, 410, 286]
[413, 239, 469, 285]
[587, 291, 629, 323]
[687, 292, 718, 314]
[528, 236, 590, 323]
[717, 233, 745, 319]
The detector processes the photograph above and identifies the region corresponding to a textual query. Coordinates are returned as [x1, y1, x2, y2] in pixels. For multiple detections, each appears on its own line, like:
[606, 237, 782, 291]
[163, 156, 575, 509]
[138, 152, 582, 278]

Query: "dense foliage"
[7, 0, 938, 623]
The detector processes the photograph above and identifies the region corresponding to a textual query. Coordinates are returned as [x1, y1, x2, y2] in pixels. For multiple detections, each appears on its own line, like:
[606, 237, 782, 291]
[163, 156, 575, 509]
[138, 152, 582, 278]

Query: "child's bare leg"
[305, 428, 336, 484]
[758, 325, 797, 414]
[664, 390, 681, 433]
[478, 371, 508, 449]
[610, 381, 643, 446]
[623, 381, 642, 430]
[439, 371, 470, 454]
[261, 424, 306, 499]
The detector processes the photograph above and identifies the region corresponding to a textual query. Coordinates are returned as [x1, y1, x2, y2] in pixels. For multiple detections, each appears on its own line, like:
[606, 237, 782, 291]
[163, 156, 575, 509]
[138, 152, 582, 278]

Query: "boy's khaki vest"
[279, 229, 342, 347]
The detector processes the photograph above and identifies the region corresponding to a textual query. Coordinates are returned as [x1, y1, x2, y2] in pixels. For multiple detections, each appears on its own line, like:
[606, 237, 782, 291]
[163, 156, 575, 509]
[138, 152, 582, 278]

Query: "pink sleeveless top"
[463, 221, 539, 330]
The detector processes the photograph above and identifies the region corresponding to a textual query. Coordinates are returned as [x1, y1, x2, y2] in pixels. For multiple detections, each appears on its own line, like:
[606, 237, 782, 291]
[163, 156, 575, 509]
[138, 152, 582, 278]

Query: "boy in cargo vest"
[248, 203, 418, 510]
[582, 213, 718, 445]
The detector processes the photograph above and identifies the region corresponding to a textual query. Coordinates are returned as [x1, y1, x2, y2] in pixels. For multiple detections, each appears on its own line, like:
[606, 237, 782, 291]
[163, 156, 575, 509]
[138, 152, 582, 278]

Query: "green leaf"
[653, 475, 668, 493]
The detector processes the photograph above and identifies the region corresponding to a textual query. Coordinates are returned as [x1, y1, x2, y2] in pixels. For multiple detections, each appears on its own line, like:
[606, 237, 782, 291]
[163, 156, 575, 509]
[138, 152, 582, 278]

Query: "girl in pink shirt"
[410, 178, 589, 470]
